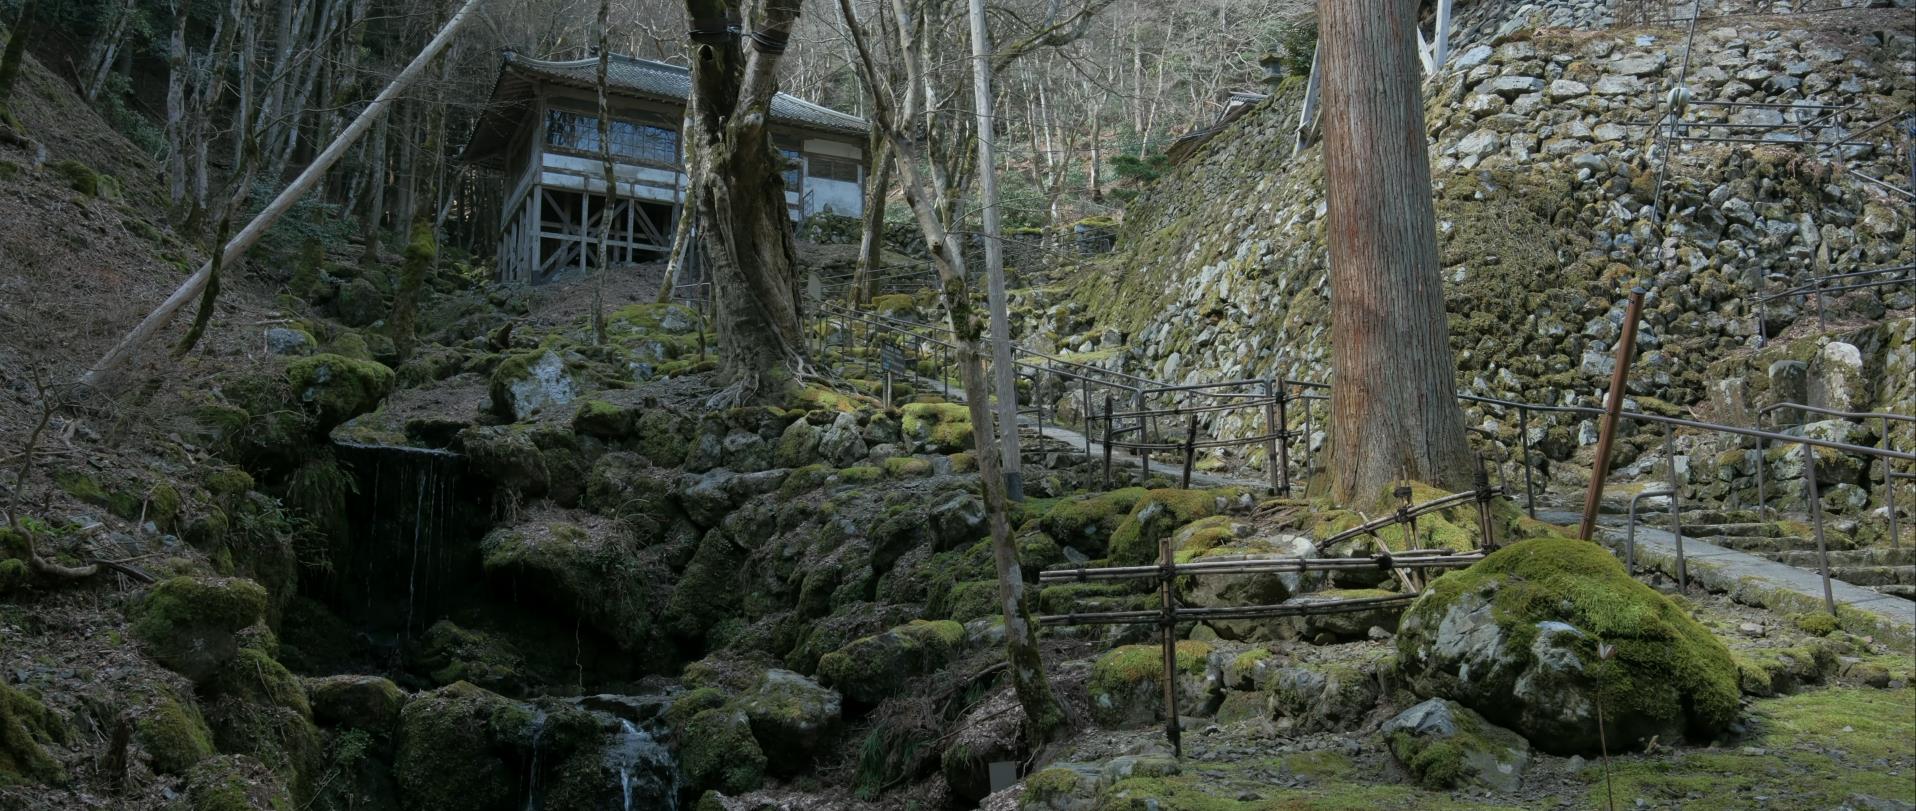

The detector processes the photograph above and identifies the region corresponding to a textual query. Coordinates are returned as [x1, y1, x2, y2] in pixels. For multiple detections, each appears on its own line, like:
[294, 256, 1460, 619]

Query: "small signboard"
[880, 343, 909, 375]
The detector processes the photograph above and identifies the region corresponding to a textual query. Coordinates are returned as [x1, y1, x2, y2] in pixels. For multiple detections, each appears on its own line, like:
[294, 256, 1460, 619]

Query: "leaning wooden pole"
[968, 0, 1024, 501]
[1578, 284, 1646, 541]
[80, 0, 488, 391]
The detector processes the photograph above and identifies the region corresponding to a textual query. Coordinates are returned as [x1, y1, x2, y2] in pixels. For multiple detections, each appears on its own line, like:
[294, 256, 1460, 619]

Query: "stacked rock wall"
[1037, 1, 1914, 506]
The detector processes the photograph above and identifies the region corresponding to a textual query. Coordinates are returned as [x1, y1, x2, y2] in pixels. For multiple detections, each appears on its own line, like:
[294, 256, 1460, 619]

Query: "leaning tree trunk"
[681, 0, 806, 398]
[1320, 0, 1474, 509]
[0, 0, 35, 123]
[850, 129, 891, 306]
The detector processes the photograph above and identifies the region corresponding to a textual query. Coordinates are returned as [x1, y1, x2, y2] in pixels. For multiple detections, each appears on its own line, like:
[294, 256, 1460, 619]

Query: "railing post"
[1302, 397, 1315, 484]
[1157, 533, 1182, 758]
[1755, 434, 1769, 517]
[1102, 395, 1114, 490]
[1804, 454, 1838, 615]
[1268, 379, 1290, 497]
[1666, 427, 1686, 592]
[1135, 387, 1151, 484]
[1518, 405, 1536, 518]
[1080, 377, 1094, 457]
[1884, 416, 1900, 551]
[1180, 415, 1198, 489]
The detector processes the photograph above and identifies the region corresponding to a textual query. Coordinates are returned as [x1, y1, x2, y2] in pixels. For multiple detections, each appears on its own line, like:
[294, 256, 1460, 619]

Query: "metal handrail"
[1757, 402, 1916, 426]
[1624, 488, 1679, 582]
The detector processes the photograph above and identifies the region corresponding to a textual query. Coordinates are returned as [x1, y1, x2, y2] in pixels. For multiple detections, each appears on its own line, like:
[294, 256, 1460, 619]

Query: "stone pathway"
[1537, 509, 1916, 649]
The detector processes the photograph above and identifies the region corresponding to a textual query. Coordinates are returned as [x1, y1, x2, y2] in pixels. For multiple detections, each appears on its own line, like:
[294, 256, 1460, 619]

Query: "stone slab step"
[1829, 565, 1916, 587]
[1770, 549, 1916, 568]
[1675, 522, 1784, 538]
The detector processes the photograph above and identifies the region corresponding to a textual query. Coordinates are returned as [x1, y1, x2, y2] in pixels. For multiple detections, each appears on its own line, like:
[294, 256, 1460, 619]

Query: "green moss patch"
[1399, 538, 1739, 755]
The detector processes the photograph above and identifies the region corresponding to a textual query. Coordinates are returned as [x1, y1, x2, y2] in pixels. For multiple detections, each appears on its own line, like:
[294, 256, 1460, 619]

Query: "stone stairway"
[1649, 509, 1916, 600]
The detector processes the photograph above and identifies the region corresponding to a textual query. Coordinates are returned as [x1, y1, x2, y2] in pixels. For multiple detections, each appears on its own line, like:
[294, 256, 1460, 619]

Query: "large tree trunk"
[164, 0, 192, 218]
[850, 128, 890, 306]
[968, 0, 1023, 500]
[834, 0, 1069, 746]
[0, 0, 35, 119]
[682, 0, 806, 398]
[1320, 0, 1474, 509]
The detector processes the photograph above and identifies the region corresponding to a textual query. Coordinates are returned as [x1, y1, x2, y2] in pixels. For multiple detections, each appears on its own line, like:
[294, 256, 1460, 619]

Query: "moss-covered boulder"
[1267, 659, 1382, 734]
[1087, 641, 1218, 728]
[480, 521, 654, 651]
[816, 619, 966, 706]
[0, 682, 69, 786]
[202, 646, 322, 797]
[489, 349, 587, 421]
[178, 754, 294, 811]
[130, 576, 269, 682]
[735, 669, 842, 776]
[306, 675, 406, 732]
[286, 354, 394, 431]
[662, 528, 744, 640]
[135, 691, 215, 777]
[677, 707, 766, 796]
[1381, 698, 1531, 792]
[899, 402, 973, 453]
[414, 620, 532, 693]
[1038, 488, 1146, 557]
[393, 682, 516, 811]
[1109, 489, 1234, 565]
[457, 425, 551, 497]
[1176, 532, 1318, 641]
[1397, 538, 1739, 755]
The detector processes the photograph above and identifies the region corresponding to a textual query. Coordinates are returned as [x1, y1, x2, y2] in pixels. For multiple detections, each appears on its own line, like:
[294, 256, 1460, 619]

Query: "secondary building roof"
[461, 51, 867, 168]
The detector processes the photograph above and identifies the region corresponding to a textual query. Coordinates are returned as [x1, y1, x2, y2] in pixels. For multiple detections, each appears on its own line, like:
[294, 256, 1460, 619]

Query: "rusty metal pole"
[1666, 427, 1687, 592]
[1804, 454, 1837, 615]
[1135, 387, 1151, 483]
[1884, 416, 1900, 551]
[1579, 285, 1648, 542]
[1102, 395, 1114, 490]
[1080, 377, 1094, 456]
[1518, 405, 1536, 518]
[1473, 456, 1496, 552]
[1181, 416, 1198, 489]
[1158, 533, 1182, 758]
[1270, 379, 1291, 497]
[1756, 435, 1769, 517]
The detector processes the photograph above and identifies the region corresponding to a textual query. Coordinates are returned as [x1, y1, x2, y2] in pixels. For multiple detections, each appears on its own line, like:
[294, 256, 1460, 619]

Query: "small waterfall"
[325, 440, 475, 636]
[523, 709, 550, 811]
[605, 719, 678, 811]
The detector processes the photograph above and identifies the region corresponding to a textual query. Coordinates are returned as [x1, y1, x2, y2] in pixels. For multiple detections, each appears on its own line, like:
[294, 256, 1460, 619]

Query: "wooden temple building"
[460, 51, 869, 284]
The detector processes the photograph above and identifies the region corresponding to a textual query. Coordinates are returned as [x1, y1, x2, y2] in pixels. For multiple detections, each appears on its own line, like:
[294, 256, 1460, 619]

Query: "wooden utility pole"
[81, 0, 490, 391]
[969, 0, 1024, 500]
[1578, 286, 1646, 541]
[1320, 0, 1475, 509]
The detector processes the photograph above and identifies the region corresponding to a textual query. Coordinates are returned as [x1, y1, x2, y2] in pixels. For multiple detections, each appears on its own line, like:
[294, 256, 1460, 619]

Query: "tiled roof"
[506, 53, 867, 135]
